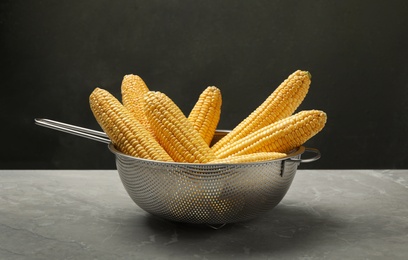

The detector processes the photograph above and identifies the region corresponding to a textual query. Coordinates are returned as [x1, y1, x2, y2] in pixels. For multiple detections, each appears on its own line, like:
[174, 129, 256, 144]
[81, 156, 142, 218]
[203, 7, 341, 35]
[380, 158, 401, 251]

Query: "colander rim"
[108, 143, 306, 167]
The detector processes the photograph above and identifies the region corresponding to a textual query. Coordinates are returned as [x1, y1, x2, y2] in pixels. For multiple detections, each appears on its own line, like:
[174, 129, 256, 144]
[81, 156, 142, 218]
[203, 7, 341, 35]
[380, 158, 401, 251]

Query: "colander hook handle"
[289, 147, 321, 163]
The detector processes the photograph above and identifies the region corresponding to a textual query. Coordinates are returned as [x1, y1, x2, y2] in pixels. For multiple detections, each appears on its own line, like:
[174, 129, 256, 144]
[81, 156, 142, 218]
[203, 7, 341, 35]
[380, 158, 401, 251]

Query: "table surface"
[1, 169, 407, 260]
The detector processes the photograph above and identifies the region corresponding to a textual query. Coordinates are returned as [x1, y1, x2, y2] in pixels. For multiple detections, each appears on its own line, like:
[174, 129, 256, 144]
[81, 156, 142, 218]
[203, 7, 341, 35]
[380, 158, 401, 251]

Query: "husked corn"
[89, 88, 173, 162]
[210, 152, 287, 164]
[121, 74, 152, 133]
[144, 91, 217, 163]
[215, 110, 327, 158]
[211, 70, 311, 152]
[188, 86, 222, 145]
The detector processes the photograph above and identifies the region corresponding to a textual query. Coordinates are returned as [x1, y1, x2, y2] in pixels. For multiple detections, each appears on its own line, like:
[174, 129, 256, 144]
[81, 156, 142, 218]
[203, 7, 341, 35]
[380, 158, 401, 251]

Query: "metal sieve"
[35, 118, 320, 224]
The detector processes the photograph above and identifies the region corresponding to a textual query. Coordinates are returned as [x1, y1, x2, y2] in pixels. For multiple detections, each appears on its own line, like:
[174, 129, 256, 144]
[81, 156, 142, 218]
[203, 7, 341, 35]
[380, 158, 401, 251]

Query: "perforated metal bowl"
[109, 130, 320, 224]
[34, 119, 320, 225]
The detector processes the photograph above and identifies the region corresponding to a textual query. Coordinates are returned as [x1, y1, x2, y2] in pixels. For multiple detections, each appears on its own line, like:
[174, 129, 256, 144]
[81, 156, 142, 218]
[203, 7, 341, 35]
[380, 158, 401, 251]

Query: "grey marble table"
[1, 169, 407, 260]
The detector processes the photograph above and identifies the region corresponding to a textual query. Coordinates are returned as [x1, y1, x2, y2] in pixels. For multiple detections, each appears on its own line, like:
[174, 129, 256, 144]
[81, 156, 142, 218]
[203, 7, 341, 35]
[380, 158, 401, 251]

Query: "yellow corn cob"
[89, 88, 173, 162]
[210, 152, 287, 164]
[188, 86, 222, 145]
[144, 91, 217, 163]
[211, 70, 311, 152]
[120, 74, 152, 133]
[215, 110, 327, 158]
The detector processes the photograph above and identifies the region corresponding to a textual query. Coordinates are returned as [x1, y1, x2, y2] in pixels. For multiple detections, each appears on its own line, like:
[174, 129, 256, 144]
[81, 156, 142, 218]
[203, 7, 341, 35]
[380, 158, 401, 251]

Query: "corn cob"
[89, 88, 173, 162]
[215, 110, 327, 158]
[188, 86, 222, 145]
[210, 152, 287, 164]
[211, 70, 311, 152]
[144, 91, 217, 163]
[121, 74, 152, 133]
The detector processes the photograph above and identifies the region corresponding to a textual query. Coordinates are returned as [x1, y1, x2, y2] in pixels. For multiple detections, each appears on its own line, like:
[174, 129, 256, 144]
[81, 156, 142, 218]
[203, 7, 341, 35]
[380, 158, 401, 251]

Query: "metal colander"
[110, 143, 316, 224]
[35, 119, 320, 225]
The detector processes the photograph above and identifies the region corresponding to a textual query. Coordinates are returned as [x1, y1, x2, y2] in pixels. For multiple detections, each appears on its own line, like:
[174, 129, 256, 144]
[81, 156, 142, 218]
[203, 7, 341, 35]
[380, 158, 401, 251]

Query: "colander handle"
[35, 118, 111, 144]
[289, 147, 321, 163]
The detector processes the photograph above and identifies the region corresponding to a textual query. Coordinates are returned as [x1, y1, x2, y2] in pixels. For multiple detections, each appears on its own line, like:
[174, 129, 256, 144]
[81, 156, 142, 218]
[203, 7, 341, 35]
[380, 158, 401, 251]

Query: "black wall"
[1, 0, 407, 169]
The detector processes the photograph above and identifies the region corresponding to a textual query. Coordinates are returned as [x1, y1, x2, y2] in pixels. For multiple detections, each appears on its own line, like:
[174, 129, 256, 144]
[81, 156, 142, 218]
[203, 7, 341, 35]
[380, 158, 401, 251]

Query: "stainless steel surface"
[109, 144, 307, 224]
[35, 118, 110, 144]
[289, 147, 321, 163]
[35, 118, 318, 224]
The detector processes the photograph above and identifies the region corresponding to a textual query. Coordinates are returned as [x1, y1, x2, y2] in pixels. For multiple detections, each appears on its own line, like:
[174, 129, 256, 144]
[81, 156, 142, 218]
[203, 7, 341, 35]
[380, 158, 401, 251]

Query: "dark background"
[1, 0, 407, 169]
